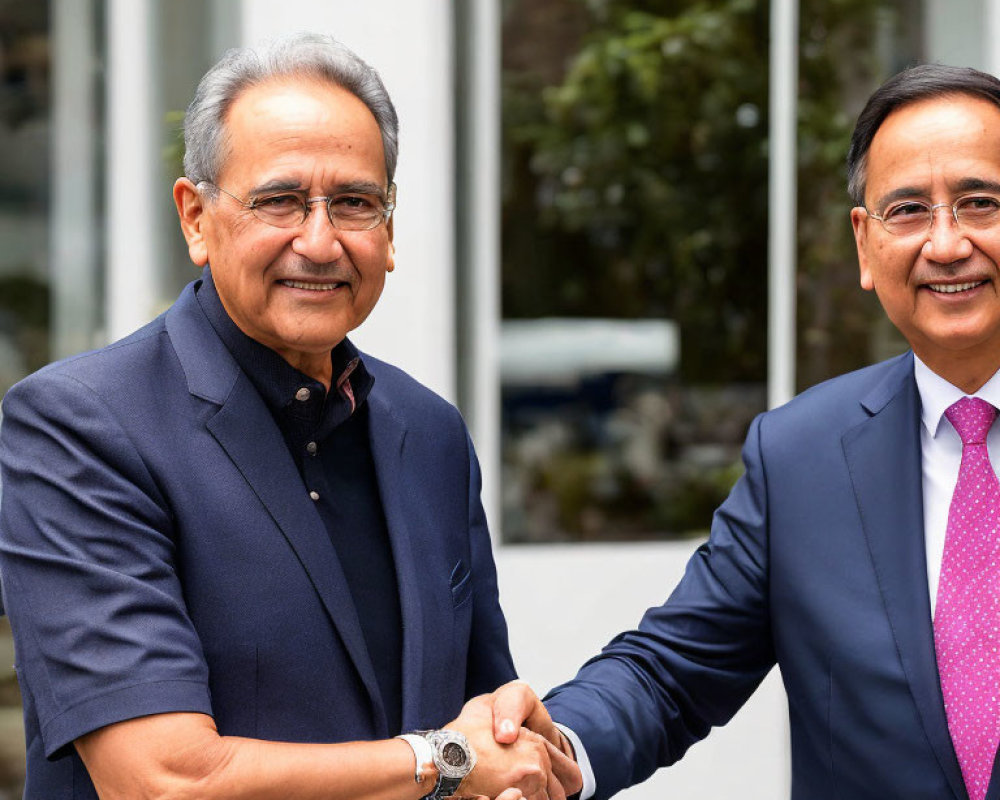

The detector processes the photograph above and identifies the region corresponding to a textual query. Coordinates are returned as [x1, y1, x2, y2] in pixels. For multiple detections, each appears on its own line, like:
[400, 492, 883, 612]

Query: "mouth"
[925, 279, 989, 295]
[277, 279, 348, 292]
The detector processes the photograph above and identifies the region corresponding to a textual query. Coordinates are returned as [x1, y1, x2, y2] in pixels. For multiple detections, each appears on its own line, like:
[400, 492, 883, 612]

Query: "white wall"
[496, 543, 790, 799]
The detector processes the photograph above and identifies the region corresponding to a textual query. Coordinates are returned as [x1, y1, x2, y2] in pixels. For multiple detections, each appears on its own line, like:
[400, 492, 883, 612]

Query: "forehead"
[218, 76, 386, 186]
[866, 94, 1000, 198]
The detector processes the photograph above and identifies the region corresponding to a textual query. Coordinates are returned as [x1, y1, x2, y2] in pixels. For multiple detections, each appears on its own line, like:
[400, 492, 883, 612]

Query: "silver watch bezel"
[424, 728, 477, 780]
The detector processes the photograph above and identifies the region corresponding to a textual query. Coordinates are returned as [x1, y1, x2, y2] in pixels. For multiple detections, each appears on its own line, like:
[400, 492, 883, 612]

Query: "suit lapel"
[367, 388, 428, 730]
[166, 281, 386, 732]
[843, 354, 966, 800]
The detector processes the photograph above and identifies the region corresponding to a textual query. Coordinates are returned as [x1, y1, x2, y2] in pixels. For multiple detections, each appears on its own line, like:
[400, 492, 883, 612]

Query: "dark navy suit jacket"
[0, 277, 515, 799]
[546, 351, 993, 800]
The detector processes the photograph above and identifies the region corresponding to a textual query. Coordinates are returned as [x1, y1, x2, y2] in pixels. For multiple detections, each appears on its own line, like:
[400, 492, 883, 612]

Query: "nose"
[921, 204, 974, 264]
[290, 201, 345, 263]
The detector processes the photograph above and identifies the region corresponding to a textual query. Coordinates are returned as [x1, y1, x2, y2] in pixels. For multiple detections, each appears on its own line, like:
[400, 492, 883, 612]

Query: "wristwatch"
[403, 729, 477, 799]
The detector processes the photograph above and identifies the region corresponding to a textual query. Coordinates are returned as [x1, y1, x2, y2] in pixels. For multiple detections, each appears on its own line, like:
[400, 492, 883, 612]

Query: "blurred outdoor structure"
[0, 0, 998, 797]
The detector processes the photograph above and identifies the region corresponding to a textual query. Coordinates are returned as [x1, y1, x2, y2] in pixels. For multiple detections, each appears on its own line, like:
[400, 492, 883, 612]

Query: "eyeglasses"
[862, 194, 1000, 236]
[202, 182, 396, 231]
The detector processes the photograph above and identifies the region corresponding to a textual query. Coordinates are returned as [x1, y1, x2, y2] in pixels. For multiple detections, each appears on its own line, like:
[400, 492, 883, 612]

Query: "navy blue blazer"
[546, 351, 990, 800]
[0, 277, 515, 799]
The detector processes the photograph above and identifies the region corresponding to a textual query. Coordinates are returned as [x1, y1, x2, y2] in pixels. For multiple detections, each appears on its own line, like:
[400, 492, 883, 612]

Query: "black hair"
[847, 64, 1000, 205]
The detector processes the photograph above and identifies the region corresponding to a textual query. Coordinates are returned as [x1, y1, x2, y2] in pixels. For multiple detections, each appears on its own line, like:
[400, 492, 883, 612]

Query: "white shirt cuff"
[554, 722, 596, 800]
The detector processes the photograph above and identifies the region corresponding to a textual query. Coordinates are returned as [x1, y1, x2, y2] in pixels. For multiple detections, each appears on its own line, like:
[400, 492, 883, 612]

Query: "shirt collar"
[914, 353, 1000, 438]
[194, 268, 373, 421]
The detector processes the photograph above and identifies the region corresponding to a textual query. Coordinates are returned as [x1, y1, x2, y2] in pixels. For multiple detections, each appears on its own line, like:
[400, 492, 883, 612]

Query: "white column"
[209, 0, 242, 57]
[767, 0, 799, 409]
[463, 0, 502, 530]
[985, 0, 1000, 75]
[51, 0, 99, 358]
[106, 0, 160, 341]
[239, 0, 457, 402]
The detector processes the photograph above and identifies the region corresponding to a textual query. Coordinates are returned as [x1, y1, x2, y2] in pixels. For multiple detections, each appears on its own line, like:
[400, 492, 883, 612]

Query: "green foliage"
[0, 273, 49, 378]
[504, 0, 769, 383]
[502, 0, 912, 386]
[163, 109, 187, 179]
[500, 0, 918, 539]
[794, 0, 913, 386]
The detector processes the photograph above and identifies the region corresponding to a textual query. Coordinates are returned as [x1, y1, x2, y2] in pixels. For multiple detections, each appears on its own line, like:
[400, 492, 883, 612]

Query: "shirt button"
[309, 490, 320, 501]
[306, 441, 318, 455]
[295, 387, 311, 402]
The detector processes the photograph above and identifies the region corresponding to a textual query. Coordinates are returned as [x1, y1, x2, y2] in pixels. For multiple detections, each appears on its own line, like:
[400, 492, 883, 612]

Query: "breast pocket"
[446, 559, 474, 696]
[449, 559, 473, 608]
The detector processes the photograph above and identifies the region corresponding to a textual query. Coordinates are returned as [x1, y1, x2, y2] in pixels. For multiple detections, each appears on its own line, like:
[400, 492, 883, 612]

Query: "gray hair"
[182, 32, 399, 187]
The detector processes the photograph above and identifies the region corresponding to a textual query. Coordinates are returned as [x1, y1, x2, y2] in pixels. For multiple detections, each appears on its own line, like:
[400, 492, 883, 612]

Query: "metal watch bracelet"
[396, 733, 435, 787]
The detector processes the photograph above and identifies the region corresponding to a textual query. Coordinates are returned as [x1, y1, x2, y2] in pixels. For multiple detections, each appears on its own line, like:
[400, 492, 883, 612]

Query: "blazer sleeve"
[463, 431, 518, 697]
[0, 370, 213, 757]
[543, 413, 775, 799]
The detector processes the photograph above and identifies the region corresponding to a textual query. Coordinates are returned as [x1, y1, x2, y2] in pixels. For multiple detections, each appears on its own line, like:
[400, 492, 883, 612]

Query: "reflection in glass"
[0, 1, 53, 402]
[0, 4, 56, 792]
[499, 0, 920, 543]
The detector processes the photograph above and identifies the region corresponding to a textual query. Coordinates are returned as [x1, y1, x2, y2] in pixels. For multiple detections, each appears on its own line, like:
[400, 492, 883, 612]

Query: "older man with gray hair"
[0, 32, 579, 800]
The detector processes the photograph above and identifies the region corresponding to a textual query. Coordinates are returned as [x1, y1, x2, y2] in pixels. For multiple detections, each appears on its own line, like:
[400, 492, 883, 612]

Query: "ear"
[385, 216, 396, 273]
[850, 207, 875, 292]
[173, 178, 210, 267]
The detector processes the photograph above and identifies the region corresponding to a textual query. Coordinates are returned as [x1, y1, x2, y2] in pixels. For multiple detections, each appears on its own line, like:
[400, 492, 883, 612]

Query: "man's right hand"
[446, 688, 581, 800]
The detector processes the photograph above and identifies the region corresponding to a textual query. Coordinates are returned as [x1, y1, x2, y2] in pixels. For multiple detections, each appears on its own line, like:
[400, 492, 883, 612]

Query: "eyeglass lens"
[878, 195, 1000, 235]
[250, 193, 388, 230]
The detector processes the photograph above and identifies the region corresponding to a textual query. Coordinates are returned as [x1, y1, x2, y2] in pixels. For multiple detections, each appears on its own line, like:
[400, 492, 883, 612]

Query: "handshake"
[439, 680, 584, 800]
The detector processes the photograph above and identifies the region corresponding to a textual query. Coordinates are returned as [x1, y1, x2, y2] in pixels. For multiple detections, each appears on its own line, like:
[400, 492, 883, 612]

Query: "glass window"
[0, 3, 236, 790]
[0, 2, 66, 791]
[155, 0, 239, 304]
[794, 0, 922, 389]
[500, 0, 770, 543]
[0, 1, 60, 398]
[498, 0, 923, 544]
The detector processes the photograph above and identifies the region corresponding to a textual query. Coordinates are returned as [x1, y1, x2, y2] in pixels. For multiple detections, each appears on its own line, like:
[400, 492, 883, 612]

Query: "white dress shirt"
[563, 356, 1000, 799]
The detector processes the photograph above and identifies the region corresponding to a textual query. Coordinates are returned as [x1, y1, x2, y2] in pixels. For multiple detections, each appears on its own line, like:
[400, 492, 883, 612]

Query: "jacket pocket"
[449, 559, 473, 608]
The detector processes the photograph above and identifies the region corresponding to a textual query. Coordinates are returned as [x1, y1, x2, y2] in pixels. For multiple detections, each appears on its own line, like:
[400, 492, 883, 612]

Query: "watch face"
[428, 730, 476, 780]
[441, 741, 468, 769]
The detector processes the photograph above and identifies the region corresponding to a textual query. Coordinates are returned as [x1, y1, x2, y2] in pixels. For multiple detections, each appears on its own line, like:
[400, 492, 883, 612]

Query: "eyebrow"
[954, 177, 1000, 194]
[873, 178, 1000, 210]
[249, 178, 303, 196]
[330, 181, 389, 202]
[249, 179, 388, 202]
[871, 186, 923, 210]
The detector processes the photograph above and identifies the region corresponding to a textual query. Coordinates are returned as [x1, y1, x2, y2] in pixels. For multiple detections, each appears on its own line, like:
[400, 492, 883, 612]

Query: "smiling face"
[851, 94, 1000, 392]
[174, 77, 394, 386]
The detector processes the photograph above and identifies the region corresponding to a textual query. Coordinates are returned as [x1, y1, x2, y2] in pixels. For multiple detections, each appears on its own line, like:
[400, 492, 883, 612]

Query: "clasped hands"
[445, 680, 582, 800]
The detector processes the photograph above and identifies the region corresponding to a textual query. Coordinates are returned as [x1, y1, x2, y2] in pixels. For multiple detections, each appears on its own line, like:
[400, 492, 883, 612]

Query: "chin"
[276, 320, 350, 345]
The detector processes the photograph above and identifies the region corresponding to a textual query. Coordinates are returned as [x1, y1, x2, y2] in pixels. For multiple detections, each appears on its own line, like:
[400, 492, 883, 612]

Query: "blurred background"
[0, 0, 996, 796]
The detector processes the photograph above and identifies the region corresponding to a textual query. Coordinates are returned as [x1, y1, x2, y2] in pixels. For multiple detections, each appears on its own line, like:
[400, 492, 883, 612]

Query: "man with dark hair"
[489, 63, 1000, 800]
[0, 32, 578, 800]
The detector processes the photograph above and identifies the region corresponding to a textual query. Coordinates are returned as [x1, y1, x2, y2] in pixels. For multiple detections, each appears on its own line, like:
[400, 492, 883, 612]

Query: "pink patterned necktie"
[935, 396, 1000, 800]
